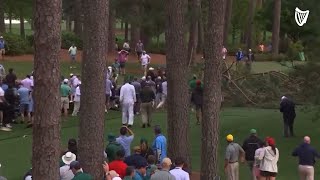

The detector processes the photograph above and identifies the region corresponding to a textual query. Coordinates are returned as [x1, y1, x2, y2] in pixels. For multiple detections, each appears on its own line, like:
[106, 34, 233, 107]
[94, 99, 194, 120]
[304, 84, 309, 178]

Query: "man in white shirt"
[21, 75, 33, 90]
[120, 80, 136, 127]
[140, 51, 151, 76]
[70, 75, 80, 102]
[68, 44, 77, 68]
[72, 82, 81, 116]
[156, 77, 167, 109]
[222, 46, 228, 60]
[170, 157, 190, 180]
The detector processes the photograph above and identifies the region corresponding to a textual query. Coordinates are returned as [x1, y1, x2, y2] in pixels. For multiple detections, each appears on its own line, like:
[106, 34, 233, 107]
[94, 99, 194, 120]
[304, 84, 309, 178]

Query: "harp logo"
[295, 7, 310, 27]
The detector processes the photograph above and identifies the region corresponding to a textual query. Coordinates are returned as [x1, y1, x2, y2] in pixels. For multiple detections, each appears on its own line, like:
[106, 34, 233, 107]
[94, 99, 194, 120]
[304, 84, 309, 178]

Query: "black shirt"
[140, 87, 155, 103]
[242, 135, 263, 161]
[5, 73, 17, 86]
[292, 143, 320, 166]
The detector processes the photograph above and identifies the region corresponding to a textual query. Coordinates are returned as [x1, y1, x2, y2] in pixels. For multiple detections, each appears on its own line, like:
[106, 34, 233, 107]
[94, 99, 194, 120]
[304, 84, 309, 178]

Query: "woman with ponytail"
[258, 137, 279, 180]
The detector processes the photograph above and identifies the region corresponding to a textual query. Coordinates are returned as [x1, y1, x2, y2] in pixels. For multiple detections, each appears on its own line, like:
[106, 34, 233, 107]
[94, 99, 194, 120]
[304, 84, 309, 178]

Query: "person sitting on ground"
[60, 152, 77, 180]
[123, 166, 135, 180]
[140, 138, 155, 159]
[116, 126, 134, 158]
[70, 161, 93, 180]
[151, 158, 175, 180]
[109, 149, 128, 178]
[105, 133, 124, 162]
[170, 157, 189, 180]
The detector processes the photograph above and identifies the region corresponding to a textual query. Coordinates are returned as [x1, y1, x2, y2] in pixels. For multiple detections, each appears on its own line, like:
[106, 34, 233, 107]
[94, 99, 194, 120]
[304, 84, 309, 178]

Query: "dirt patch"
[191, 171, 200, 180]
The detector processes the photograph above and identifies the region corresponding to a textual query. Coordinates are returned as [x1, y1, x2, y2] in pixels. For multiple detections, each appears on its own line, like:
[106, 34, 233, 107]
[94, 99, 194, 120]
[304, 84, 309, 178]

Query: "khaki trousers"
[227, 162, 239, 180]
[299, 165, 314, 180]
[140, 102, 153, 124]
[72, 101, 80, 116]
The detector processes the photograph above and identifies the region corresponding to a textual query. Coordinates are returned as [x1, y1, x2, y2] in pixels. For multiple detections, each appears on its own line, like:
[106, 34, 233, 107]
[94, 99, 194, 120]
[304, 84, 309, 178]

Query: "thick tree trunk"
[140, 29, 150, 48]
[32, 0, 62, 179]
[165, 0, 191, 168]
[124, 21, 129, 40]
[223, 0, 233, 46]
[9, 11, 12, 33]
[20, 10, 25, 37]
[256, 0, 263, 8]
[272, 0, 281, 55]
[187, 0, 200, 64]
[121, 20, 124, 30]
[201, 0, 224, 179]
[108, 9, 115, 52]
[130, 2, 140, 46]
[246, 0, 255, 50]
[197, 7, 204, 54]
[74, 0, 83, 36]
[66, 15, 72, 31]
[0, 0, 4, 34]
[78, 0, 108, 179]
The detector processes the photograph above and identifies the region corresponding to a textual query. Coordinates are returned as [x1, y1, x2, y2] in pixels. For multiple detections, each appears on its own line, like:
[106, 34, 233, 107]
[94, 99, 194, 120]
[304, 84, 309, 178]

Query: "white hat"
[112, 177, 122, 180]
[141, 76, 146, 80]
[108, 66, 112, 69]
[63, 79, 69, 83]
[149, 67, 154, 70]
[70, 73, 74, 77]
[78, 81, 81, 85]
[281, 96, 286, 100]
[62, 152, 76, 165]
[0, 36, 3, 39]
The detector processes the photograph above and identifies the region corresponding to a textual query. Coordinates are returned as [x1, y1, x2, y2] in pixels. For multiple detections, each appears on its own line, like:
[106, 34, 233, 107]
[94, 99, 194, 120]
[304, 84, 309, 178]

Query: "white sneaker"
[105, 109, 108, 113]
[6, 124, 12, 128]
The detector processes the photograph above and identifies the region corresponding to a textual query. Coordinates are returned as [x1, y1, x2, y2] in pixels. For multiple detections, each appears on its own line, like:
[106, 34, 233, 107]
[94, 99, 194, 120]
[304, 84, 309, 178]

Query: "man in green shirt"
[70, 161, 93, 180]
[61, 79, 71, 116]
[105, 133, 124, 162]
[188, 75, 197, 91]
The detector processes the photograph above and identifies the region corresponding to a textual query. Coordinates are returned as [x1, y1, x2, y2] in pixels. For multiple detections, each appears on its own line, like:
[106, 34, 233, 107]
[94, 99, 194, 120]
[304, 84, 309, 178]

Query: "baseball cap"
[63, 79, 69, 83]
[250, 129, 257, 134]
[162, 158, 172, 166]
[69, 161, 81, 170]
[226, 134, 233, 142]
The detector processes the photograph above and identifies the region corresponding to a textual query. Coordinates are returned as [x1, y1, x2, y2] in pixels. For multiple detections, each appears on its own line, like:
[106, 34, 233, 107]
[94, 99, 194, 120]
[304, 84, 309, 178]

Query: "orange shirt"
[109, 160, 128, 178]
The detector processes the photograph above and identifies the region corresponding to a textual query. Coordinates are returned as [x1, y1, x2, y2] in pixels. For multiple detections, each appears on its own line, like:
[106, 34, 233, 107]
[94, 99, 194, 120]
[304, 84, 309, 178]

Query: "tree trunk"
[246, 0, 255, 51]
[130, 2, 140, 47]
[197, 7, 204, 54]
[66, 15, 72, 31]
[256, 0, 263, 8]
[223, 0, 233, 46]
[124, 21, 129, 40]
[121, 20, 124, 30]
[0, 0, 4, 34]
[272, 0, 281, 55]
[263, 30, 267, 41]
[201, 0, 224, 179]
[108, 9, 115, 52]
[187, 0, 200, 64]
[20, 10, 25, 37]
[9, 10, 12, 33]
[165, 0, 191, 168]
[140, 29, 150, 48]
[32, 0, 62, 179]
[232, 26, 236, 44]
[78, 0, 108, 179]
[74, 0, 83, 36]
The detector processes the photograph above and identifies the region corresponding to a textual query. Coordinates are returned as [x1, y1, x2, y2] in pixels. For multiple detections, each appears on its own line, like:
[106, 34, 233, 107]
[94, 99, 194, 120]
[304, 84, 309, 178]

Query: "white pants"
[122, 102, 134, 125]
[72, 101, 80, 116]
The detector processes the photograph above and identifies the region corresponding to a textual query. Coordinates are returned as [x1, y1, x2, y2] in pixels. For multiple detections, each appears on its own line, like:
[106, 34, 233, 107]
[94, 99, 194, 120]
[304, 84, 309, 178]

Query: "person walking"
[135, 40, 144, 60]
[68, 44, 77, 69]
[118, 49, 129, 75]
[280, 96, 296, 137]
[152, 125, 167, 164]
[131, 78, 141, 115]
[242, 129, 264, 180]
[0, 36, 5, 60]
[253, 142, 266, 180]
[72, 82, 81, 116]
[224, 134, 245, 180]
[235, 48, 244, 66]
[140, 51, 151, 75]
[292, 136, 320, 180]
[140, 85, 155, 128]
[105, 77, 113, 113]
[120, 80, 136, 127]
[156, 77, 167, 109]
[154, 77, 162, 106]
[123, 40, 131, 52]
[258, 137, 279, 180]
[60, 79, 71, 117]
[191, 80, 203, 125]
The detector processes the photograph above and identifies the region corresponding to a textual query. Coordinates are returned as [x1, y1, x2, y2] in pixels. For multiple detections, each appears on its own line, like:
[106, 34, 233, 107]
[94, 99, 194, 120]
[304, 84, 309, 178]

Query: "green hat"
[107, 133, 116, 141]
[250, 129, 257, 134]
[149, 165, 158, 174]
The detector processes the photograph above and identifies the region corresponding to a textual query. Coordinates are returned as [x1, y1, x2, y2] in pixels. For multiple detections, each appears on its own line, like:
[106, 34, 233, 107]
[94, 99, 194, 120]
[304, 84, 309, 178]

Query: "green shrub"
[3, 33, 29, 55]
[287, 41, 304, 61]
[61, 31, 83, 50]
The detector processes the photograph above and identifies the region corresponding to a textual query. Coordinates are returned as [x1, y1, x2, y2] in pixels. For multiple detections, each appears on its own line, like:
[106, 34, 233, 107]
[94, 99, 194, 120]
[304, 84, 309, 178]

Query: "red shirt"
[109, 160, 128, 178]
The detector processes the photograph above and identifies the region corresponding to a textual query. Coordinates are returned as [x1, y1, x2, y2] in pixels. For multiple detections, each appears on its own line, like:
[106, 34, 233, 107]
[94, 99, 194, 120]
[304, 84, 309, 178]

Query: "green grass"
[0, 107, 319, 179]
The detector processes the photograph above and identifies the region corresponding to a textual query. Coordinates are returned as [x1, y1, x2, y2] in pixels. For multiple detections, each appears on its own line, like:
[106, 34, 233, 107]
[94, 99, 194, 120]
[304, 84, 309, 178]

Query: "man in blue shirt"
[116, 126, 134, 157]
[152, 125, 167, 164]
[292, 136, 320, 180]
[17, 85, 31, 123]
[235, 48, 244, 62]
[0, 36, 5, 60]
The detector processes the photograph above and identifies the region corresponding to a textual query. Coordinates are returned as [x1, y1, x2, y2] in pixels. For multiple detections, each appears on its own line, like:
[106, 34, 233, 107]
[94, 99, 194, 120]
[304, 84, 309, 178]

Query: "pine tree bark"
[78, 0, 108, 179]
[124, 21, 129, 40]
[74, 0, 83, 36]
[197, 5, 204, 54]
[246, 0, 255, 50]
[20, 9, 25, 37]
[130, 2, 140, 46]
[32, 0, 62, 179]
[0, 0, 5, 34]
[201, 0, 224, 179]
[223, 0, 233, 46]
[108, 9, 115, 52]
[272, 0, 281, 55]
[165, 0, 191, 167]
[187, 0, 200, 64]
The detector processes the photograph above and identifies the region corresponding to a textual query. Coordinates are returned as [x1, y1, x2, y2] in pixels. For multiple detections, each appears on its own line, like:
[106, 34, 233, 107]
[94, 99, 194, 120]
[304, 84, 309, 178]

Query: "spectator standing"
[242, 129, 263, 180]
[118, 50, 129, 75]
[21, 75, 33, 90]
[105, 134, 124, 162]
[152, 125, 167, 164]
[124, 146, 145, 167]
[68, 44, 77, 69]
[191, 80, 203, 125]
[247, 49, 255, 62]
[280, 96, 296, 137]
[69, 161, 93, 180]
[105, 78, 113, 113]
[135, 40, 144, 60]
[109, 149, 128, 178]
[60, 152, 76, 180]
[123, 166, 135, 180]
[60, 79, 71, 117]
[224, 134, 245, 180]
[120, 80, 136, 127]
[17, 85, 32, 123]
[123, 40, 131, 52]
[222, 46, 228, 60]
[151, 158, 175, 180]
[0, 86, 9, 131]
[116, 126, 134, 158]
[140, 138, 155, 159]
[258, 137, 279, 180]
[131, 78, 141, 115]
[4, 85, 17, 129]
[5, 68, 17, 87]
[154, 77, 162, 106]
[133, 159, 148, 180]
[235, 48, 244, 65]
[72, 82, 81, 116]
[140, 51, 151, 75]
[156, 77, 167, 109]
[170, 157, 190, 180]
[140, 85, 155, 128]
[253, 142, 266, 180]
[0, 36, 5, 60]
[292, 136, 320, 180]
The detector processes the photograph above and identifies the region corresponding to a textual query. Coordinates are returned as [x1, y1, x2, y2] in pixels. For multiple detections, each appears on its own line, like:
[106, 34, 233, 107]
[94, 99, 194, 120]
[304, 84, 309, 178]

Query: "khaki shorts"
[0, 49, 5, 55]
[61, 97, 69, 109]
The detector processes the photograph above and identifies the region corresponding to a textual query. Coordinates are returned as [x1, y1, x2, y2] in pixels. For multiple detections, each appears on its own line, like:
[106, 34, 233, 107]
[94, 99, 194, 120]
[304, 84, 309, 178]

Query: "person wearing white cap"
[151, 158, 175, 180]
[72, 81, 81, 116]
[61, 79, 71, 116]
[60, 152, 76, 180]
[0, 36, 5, 60]
[280, 96, 296, 137]
[140, 51, 151, 76]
